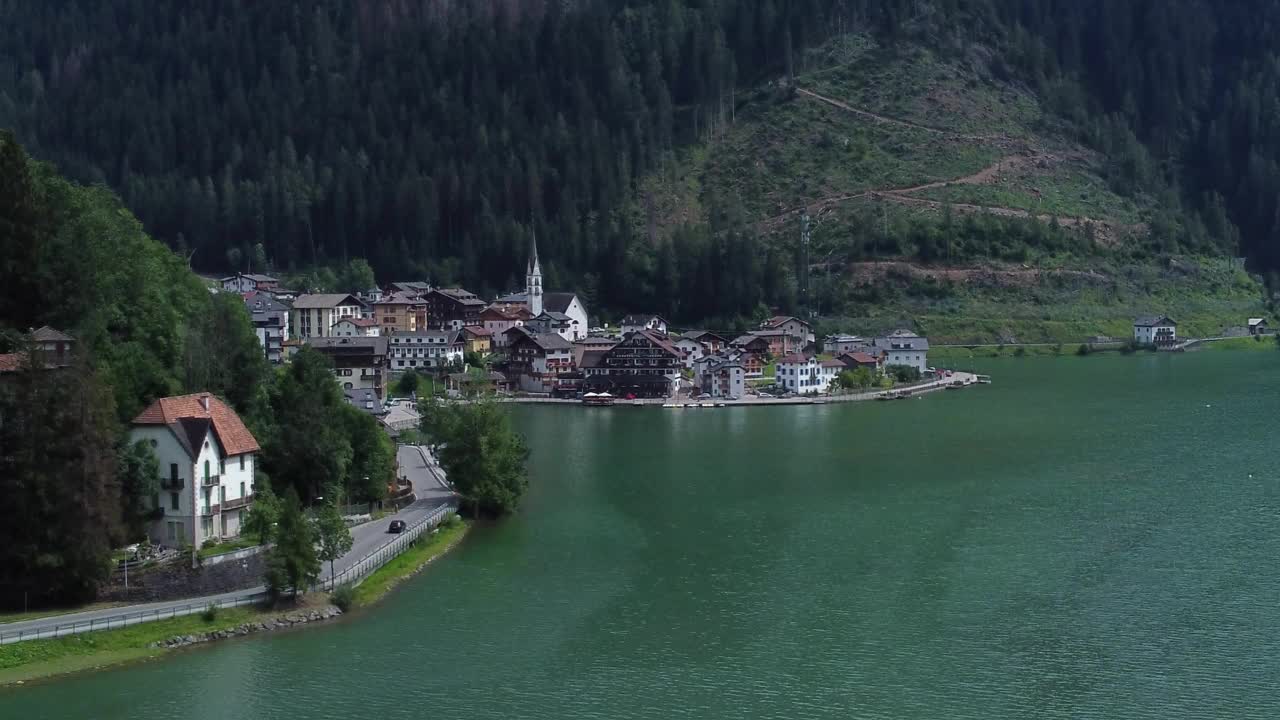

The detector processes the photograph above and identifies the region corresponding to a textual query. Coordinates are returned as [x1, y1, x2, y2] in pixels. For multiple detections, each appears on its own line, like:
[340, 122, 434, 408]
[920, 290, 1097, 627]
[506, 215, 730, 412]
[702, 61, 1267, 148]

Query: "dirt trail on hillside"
[758, 153, 1038, 232]
[796, 87, 1004, 141]
[759, 88, 1143, 244]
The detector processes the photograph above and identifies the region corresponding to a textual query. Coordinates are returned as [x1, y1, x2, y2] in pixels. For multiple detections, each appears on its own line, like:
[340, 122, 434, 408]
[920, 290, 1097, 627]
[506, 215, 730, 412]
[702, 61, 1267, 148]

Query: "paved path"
[1, 448, 456, 645]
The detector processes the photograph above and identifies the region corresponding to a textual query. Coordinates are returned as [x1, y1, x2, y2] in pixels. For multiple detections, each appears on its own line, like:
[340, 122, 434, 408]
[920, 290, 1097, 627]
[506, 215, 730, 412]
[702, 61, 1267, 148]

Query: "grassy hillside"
[639, 34, 1268, 342]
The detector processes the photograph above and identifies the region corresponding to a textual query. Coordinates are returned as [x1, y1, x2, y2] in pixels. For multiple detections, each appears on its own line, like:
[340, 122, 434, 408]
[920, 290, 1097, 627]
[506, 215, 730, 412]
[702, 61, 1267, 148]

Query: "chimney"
[199, 394, 210, 411]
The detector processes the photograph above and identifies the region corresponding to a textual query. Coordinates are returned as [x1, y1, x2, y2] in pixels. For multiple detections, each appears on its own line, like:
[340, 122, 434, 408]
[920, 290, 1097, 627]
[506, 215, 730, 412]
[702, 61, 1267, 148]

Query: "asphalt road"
[0, 447, 456, 644]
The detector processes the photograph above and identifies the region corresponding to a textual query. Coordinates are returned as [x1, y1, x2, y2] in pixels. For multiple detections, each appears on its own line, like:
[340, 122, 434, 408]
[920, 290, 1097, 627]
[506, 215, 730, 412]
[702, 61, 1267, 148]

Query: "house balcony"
[200, 504, 221, 516]
[200, 474, 221, 487]
[160, 477, 185, 490]
[221, 494, 253, 512]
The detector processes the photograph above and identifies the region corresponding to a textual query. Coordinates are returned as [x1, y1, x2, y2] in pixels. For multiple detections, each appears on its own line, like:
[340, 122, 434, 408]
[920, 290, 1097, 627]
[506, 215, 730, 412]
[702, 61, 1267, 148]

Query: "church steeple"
[526, 229, 543, 317]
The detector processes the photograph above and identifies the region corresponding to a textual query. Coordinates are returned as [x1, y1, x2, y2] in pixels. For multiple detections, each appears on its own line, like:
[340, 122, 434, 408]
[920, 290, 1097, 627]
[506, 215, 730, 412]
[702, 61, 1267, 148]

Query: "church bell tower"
[527, 231, 543, 317]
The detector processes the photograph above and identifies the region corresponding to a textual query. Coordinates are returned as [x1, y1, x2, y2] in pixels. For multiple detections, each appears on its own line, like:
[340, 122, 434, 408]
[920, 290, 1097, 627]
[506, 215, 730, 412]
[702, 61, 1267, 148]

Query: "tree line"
[0, 133, 395, 609]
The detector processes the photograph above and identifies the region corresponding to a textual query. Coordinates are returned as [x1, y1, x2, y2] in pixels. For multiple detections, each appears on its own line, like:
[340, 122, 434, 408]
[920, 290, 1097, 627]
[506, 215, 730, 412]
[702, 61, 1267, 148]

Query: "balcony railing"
[200, 474, 221, 487]
[221, 494, 253, 512]
[160, 477, 184, 490]
[200, 504, 221, 516]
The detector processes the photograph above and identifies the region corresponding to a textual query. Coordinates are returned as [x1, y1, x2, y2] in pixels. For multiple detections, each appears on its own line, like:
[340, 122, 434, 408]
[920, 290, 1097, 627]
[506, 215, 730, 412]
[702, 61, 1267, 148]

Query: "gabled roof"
[683, 330, 730, 345]
[777, 353, 815, 365]
[344, 388, 385, 416]
[0, 353, 23, 373]
[292, 293, 364, 309]
[545, 293, 581, 314]
[576, 336, 617, 346]
[620, 314, 667, 327]
[243, 292, 288, 313]
[579, 349, 609, 369]
[464, 326, 493, 337]
[30, 325, 74, 342]
[1134, 315, 1177, 327]
[1248, 317, 1266, 326]
[841, 351, 880, 365]
[536, 311, 573, 322]
[133, 393, 260, 455]
[627, 328, 681, 357]
[820, 359, 848, 369]
[510, 326, 572, 351]
[431, 288, 486, 306]
[732, 334, 771, 348]
[374, 292, 424, 306]
[762, 315, 811, 329]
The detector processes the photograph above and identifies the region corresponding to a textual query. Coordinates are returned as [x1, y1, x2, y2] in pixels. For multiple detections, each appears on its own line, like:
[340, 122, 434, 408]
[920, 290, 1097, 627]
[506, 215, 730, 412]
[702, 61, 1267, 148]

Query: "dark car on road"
[388, 519, 406, 533]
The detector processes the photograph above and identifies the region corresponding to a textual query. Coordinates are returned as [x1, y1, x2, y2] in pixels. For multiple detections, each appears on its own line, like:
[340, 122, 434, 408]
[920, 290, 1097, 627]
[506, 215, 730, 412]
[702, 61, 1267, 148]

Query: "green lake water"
[5, 351, 1280, 718]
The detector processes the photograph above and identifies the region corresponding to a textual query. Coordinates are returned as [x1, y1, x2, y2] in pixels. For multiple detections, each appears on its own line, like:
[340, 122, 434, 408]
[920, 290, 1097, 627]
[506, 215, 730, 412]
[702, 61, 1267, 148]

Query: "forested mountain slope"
[0, 0, 1277, 330]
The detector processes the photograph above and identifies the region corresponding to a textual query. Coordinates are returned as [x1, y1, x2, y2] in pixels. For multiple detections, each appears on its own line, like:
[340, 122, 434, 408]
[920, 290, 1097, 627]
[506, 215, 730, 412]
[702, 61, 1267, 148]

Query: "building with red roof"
[131, 392, 261, 548]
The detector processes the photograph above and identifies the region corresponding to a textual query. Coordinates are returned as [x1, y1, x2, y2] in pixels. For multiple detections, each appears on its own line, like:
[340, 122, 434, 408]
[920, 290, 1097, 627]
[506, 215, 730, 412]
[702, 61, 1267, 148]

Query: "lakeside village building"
[130, 393, 261, 549]
[1133, 315, 1177, 346]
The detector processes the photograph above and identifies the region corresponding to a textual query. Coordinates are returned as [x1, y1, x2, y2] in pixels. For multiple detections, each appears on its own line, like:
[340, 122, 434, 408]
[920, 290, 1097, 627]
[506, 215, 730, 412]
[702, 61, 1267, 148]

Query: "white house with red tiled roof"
[130, 392, 261, 549]
[331, 316, 381, 337]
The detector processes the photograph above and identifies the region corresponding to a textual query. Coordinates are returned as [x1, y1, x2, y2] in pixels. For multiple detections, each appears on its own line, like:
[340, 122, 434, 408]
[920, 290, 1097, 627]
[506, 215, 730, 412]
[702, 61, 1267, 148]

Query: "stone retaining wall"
[98, 552, 267, 603]
[150, 606, 344, 649]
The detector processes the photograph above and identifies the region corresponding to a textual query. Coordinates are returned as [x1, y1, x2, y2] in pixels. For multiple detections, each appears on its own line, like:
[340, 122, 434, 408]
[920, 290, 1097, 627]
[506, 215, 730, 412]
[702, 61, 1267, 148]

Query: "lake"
[4, 351, 1279, 718]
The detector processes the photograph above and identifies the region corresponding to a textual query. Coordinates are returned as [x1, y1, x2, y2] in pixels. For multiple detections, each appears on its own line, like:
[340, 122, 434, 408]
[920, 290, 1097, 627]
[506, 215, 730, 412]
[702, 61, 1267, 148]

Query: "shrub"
[201, 603, 219, 622]
[330, 584, 356, 612]
[1076, 344, 1091, 356]
[439, 512, 462, 530]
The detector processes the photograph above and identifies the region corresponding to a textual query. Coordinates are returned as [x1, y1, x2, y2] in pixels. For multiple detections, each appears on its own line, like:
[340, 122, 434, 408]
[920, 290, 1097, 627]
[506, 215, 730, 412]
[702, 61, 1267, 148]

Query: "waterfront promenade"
[498, 371, 981, 407]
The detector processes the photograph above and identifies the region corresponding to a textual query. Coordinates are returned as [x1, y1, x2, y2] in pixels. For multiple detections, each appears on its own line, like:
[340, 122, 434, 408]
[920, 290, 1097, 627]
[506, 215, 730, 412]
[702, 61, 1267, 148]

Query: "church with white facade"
[494, 236, 589, 341]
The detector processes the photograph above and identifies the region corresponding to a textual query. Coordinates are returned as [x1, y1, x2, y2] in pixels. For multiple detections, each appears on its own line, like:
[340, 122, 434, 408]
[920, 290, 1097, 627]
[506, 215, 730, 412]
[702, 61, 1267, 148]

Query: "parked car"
[757, 392, 774, 398]
[388, 519, 407, 533]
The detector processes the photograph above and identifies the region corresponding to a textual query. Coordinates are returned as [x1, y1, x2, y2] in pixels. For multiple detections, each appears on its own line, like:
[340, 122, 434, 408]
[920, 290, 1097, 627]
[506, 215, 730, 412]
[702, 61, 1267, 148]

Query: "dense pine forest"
[2, 0, 1280, 324]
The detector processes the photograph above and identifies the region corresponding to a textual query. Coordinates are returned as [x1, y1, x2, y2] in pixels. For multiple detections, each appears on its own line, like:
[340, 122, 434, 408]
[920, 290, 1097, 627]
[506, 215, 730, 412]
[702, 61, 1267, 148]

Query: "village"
[224, 240, 963, 418]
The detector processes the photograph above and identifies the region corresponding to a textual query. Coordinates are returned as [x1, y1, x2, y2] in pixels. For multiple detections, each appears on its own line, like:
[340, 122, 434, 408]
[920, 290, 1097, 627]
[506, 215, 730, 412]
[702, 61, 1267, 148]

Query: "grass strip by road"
[0, 606, 272, 686]
[2, 517, 470, 686]
[351, 517, 470, 608]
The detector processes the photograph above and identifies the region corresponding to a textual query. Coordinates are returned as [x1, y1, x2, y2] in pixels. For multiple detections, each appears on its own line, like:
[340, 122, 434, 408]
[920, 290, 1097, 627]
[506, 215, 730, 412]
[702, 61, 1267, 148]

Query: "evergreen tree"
[264, 489, 320, 600]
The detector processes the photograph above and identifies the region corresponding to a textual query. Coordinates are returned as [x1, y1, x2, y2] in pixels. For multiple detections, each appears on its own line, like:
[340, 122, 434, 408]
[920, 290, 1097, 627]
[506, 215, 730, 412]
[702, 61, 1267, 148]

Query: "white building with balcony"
[130, 393, 260, 549]
[387, 330, 464, 371]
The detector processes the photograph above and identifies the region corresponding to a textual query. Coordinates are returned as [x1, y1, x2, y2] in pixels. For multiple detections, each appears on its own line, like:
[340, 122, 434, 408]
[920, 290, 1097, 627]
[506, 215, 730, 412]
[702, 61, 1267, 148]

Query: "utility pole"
[800, 213, 811, 318]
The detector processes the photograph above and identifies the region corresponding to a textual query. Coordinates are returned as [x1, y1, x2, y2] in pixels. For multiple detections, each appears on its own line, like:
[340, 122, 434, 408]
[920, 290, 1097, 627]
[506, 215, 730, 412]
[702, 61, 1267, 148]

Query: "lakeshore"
[0, 519, 470, 687]
[4, 351, 1278, 718]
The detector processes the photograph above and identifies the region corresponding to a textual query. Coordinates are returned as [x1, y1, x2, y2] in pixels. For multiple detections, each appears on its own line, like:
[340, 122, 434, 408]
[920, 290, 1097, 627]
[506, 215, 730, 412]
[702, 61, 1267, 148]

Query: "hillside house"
[425, 288, 486, 330]
[463, 326, 493, 354]
[307, 336, 389, 397]
[1133, 316, 1177, 346]
[482, 305, 533, 347]
[243, 293, 290, 363]
[290, 293, 366, 339]
[131, 393, 260, 548]
[619, 314, 669, 336]
[374, 292, 427, 334]
[220, 273, 280, 294]
[388, 330, 463, 372]
[331, 317, 381, 337]
[873, 330, 930, 373]
[1248, 318, 1268, 336]
[760, 315, 815, 348]
[504, 327, 575, 393]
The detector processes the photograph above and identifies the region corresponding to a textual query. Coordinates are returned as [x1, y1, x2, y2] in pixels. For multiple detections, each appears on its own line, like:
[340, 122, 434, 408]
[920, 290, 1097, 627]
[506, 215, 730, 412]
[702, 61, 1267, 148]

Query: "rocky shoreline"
[149, 606, 344, 649]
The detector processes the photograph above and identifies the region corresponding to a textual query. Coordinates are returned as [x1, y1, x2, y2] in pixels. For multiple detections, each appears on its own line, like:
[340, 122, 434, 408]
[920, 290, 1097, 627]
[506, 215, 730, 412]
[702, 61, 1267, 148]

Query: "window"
[239, 455, 245, 471]
[169, 463, 179, 482]
[204, 460, 210, 480]
[170, 492, 179, 510]
[240, 481, 246, 498]
[219, 458, 225, 474]
[167, 521, 177, 541]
